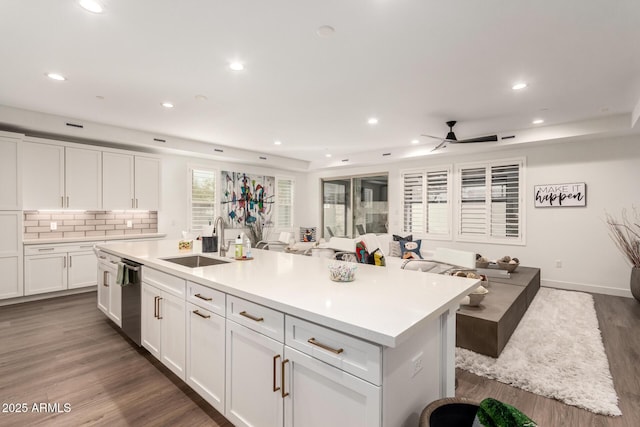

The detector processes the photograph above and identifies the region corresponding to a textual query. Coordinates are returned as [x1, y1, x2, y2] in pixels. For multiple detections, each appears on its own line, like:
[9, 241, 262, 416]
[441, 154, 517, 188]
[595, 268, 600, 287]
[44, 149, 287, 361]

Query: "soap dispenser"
[235, 235, 243, 259]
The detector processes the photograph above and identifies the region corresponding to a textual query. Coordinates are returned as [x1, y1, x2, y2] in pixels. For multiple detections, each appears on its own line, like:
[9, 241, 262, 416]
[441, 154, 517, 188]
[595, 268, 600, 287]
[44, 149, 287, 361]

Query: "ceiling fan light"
[445, 131, 457, 141]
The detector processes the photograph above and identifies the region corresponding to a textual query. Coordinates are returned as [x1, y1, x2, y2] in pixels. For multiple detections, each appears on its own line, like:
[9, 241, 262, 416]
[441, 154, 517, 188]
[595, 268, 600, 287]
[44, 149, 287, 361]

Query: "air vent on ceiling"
[259, 156, 267, 160]
[65, 122, 84, 129]
[153, 138, 166, 143]
[382, 152, 391, 157]
[214, 148, 224, 153]
[501, 135, 515, 140]
[341, 159, 349, 162]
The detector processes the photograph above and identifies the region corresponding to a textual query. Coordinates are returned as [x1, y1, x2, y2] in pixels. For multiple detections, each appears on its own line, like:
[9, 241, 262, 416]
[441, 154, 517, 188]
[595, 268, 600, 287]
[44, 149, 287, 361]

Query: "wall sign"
[534, 182, 586, 207]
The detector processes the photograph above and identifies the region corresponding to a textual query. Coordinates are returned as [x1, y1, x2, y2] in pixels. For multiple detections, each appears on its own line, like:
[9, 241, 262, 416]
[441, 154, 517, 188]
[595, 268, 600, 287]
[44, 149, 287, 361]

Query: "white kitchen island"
[97, 239, 478, 427]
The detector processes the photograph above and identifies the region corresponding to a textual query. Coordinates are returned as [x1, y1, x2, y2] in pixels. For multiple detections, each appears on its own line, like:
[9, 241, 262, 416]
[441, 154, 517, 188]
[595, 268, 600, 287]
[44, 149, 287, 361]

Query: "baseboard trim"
[0, 286, 96, 306]
[541, 279, 632, 298]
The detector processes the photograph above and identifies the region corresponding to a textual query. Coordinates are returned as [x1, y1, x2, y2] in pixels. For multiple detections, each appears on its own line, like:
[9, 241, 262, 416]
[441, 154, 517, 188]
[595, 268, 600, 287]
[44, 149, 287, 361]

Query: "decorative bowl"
[497, 260, 519, 272]
[476, 260, 490, 268]
[328, 262, 357, 282]
[463, 285, 489, 306]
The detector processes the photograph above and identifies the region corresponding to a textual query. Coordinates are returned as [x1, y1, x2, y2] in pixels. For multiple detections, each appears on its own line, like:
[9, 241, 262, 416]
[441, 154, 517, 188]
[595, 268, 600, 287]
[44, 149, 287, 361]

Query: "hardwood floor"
[456, 292, 640, 427]
[0, 293, 232, 427]
[1, 291, 638, 426]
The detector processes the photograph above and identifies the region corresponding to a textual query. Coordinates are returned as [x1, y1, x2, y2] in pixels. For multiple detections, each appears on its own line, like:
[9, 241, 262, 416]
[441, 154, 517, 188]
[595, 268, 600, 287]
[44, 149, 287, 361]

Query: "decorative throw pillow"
[400, 239, 422, 259]
[366, 248, 386, 266]
[474, 398, 537, 426]
[388, 241, 402, 258]
[393, 234, 412, 242]
[355, 241, 369, 264]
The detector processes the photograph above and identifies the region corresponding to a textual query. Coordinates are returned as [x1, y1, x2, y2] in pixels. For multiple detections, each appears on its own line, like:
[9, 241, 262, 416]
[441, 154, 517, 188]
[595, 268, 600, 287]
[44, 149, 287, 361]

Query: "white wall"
[157, 153, 307, 243]
[302, 135, 640, 297]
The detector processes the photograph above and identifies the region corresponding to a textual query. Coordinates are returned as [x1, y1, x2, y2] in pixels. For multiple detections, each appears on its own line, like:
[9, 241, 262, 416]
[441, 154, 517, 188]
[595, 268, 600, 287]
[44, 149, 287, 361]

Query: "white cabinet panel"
[24, 253, 67, 295]
[0, 212, 20, 256]
[134, 156, 160, 210]
[22, 142, 65, 210]
[65, 147, 102, 210]
[226, 320, 284, 427]
[161, 291, 186, 380]
[68, 251, 98, 289]
[102, 152, 134, 210]
[283, 347, 381, 427]
[0, 257, 21, 299]
[0, 134, 21, 210]
[187, 303, 226, 412]
[97, 263, 110, 315]
[108, 269, 122, 326]
[142, 282, 162, 358]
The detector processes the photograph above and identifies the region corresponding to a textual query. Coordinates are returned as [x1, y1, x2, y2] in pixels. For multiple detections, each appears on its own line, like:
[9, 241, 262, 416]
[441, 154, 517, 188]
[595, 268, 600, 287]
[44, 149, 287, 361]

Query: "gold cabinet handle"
[136, 199, 139, 209]
[132, 198, 135, 209]
[281, 358, 290, 398]
[157, 297, 163, 319]
[153, 296, 158, 318]
[192, 310, 210, 319]
[38, 247, 55, 251]
[69, 255, 73, 268]
[61, 196, 64, 208]
[103, 271, 109, 287]
[194, 293, 212, 301]
[239, 311, 264, 322]
[307, 338, 344, 354]
[273, 355, 281, 392]
[66, 196, 70, 208]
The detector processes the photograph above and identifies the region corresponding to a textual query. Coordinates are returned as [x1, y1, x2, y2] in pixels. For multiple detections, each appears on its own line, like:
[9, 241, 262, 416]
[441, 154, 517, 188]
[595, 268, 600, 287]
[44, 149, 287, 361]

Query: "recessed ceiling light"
[411, 139, 420, 145]
[274, 140, 282, 145]
[532, 119, 544, 124]
[367, 117, 379, 125]
[325, 153, 332, 158]
[46, 73, 66, 81]
[512, 82, 528, 90]
[195, 95, 208, 101]
[229, 62, 244, 71]
[161, 102, 174, 108]
[79, 0, 103, 13]
[316, 25, 335, 37]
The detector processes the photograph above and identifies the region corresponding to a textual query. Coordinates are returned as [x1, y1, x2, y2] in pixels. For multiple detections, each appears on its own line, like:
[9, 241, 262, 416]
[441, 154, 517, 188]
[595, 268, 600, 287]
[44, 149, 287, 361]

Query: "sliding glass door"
[322, 174, 388, 238]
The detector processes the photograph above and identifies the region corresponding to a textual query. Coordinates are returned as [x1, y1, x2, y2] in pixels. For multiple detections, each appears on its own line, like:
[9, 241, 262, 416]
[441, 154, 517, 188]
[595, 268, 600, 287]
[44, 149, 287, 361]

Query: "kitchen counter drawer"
[25, 242, 102, 255]
[187, 281, 225, 316]
[142, 267, 185, 298]
[227, 295, 284, 342]
[285, 315, 382, 385]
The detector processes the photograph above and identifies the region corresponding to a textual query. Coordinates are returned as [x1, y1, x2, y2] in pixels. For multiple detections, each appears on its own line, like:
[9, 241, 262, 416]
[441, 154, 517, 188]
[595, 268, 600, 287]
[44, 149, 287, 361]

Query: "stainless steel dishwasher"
[121, 258, 142, 346]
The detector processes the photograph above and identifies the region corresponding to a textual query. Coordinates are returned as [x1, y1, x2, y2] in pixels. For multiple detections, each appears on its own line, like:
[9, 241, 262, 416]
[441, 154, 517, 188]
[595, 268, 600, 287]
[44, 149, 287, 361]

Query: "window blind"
[426, 170, 449, 235]
[190, 169, 216, 232]
[402, 172, 424, 234]
[276, 178, 294, 228]
[402, 169, 451, 237]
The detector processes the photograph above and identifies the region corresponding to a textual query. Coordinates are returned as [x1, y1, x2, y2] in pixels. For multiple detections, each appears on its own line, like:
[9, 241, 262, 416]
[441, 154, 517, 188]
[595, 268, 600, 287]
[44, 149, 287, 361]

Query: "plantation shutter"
[402, 172, 424, 234]
[190, 169, 216, 232]
[459, 167, 487, 237]
[276, 178, 294, 228]
[426, 170, 449, 235]
[490, 164, 520, 238]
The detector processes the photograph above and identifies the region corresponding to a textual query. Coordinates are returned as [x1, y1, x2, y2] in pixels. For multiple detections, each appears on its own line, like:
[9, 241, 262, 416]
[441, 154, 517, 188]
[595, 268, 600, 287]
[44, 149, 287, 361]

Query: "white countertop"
[97, 239, 479, 348]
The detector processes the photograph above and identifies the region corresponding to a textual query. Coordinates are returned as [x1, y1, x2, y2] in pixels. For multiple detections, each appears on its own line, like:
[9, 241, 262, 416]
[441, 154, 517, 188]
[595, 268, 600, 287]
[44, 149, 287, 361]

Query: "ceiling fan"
[422, 121, 498, 151]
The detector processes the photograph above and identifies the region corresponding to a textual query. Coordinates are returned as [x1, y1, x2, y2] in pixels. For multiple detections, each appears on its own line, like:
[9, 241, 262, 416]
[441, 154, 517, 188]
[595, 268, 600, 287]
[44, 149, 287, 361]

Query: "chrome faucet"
[213, 216, 229, 257]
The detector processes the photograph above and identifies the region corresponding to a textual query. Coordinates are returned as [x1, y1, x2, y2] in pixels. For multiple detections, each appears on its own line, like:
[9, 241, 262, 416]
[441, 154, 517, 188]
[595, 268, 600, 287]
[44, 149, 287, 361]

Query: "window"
[189, 168, 216, 233]
[276, 177, 294, 228]
[402, 167, 451, 239]
[456, 159, 524, 244]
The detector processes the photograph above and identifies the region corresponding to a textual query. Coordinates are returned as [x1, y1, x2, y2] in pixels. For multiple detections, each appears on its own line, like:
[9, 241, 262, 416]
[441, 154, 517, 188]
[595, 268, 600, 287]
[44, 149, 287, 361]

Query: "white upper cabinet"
[0, 132, 22, 210]
[103, 154, 159, 210]
[22, 139, 102, 210]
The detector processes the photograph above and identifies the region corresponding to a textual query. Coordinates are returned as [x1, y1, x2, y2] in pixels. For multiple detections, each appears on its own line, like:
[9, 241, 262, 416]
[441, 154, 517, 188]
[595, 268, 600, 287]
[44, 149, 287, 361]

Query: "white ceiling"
[1, 0, 639, 167]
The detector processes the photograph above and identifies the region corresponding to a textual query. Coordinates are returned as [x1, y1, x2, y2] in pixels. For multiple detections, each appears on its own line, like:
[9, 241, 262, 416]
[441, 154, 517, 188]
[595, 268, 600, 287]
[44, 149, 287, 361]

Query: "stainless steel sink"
[161, 255, 230, 268]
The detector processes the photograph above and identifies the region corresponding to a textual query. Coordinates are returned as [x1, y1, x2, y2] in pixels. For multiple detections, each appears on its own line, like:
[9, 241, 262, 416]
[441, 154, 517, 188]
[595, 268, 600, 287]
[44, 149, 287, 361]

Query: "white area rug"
[456, 287, 621, 416]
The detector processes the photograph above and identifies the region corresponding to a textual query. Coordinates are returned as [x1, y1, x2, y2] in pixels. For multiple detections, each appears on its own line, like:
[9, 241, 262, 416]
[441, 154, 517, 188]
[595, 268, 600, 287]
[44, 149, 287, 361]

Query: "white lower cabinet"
[24, 243, 98, 296]
[141, 274, 186, 381]
[186, 302, 226, 413]
[0, 211, 22, 300]
[97, 257, 121, 326]
[225, 320, 284, 427]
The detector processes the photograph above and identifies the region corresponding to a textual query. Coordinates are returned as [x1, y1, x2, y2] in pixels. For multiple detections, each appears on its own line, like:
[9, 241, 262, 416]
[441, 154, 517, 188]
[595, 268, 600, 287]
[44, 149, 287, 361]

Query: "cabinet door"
[0, 135, 21, 210]
[108, 267, 122, 327]
[186, 302, 225, 413]
[22, 142, 65, 210]
[0, 256, 21, 299]
[141, 283, 161, 359]
[24, 253, 67, 295]
[103, 152, 135, 210]
[65, 147, 102, 210]
[134, 156, 160, 210]
[160, 291, 186, 380]
[68, 251, 98, 289]
[283, 347, 381, 427]
[97, 264, 109, 315]
[226, 320, 283, 427]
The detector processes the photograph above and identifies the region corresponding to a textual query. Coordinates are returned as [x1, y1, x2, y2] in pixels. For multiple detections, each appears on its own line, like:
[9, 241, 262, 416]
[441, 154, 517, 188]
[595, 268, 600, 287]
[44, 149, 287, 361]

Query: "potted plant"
[605, 207, 640, 302]
[246, 219, 271, 248]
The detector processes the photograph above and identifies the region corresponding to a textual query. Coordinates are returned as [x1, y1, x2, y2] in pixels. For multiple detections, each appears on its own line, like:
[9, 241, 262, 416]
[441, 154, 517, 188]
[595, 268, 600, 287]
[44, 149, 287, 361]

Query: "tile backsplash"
[23, 211, 158, 240]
